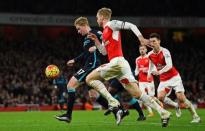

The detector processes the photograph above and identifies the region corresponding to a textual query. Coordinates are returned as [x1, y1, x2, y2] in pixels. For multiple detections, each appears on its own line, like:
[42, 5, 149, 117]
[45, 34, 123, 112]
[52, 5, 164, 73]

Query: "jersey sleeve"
[134, 59, 139, 76]
[108, 20, 142, 37]
[73, 52, 85, 62]
[158, 48, 173, 74]
[96, 31, 103, 42]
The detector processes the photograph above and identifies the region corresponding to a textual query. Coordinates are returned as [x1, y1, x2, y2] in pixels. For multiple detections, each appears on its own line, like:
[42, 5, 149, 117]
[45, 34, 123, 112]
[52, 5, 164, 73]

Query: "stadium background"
[0, 0, 205, 111]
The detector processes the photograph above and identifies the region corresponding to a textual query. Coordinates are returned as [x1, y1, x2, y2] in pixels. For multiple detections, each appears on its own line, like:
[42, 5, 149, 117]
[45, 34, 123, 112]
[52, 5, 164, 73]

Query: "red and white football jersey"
[102, 20, 124, 61]
[135, 55, 154, 82]
[101, 20, 142, 61]
[148, 47, 178, 81]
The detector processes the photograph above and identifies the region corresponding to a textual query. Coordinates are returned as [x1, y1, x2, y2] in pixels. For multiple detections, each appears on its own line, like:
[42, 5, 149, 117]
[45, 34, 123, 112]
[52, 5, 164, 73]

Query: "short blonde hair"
[74, 17, 89, 26]
[97, 7, 112, 20]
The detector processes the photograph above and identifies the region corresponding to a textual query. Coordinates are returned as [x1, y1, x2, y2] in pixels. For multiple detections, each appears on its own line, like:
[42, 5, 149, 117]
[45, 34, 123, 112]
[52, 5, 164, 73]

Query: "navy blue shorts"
[74, 62, 100, 82]
[109, 78, 125, 92]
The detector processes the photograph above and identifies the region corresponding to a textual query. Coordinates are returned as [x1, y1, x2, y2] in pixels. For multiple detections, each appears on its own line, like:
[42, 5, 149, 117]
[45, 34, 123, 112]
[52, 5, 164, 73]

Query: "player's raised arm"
[108, 20, 149, 46]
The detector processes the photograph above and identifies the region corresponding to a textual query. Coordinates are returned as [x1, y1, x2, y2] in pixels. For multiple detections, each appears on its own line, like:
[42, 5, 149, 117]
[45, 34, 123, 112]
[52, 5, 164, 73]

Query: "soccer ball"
[45, 64, 60, 79]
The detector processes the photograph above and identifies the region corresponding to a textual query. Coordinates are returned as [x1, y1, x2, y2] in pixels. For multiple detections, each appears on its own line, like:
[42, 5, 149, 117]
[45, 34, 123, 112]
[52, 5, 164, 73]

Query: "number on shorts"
[77, 69, 85, 75]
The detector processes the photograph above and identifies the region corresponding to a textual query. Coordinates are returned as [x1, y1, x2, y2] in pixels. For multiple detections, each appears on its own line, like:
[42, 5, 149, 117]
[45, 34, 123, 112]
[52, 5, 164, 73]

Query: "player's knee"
[176, 92, 186, 103]
[85, 75, 91, 85]
[67, 76, 79, 88]
[177, 95, 185, 103]
[158, 95, 165, 102]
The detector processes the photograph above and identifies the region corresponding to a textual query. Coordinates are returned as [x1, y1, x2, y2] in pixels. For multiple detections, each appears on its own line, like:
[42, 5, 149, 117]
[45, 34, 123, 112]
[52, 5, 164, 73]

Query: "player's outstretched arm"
[67, 59, 75, 66]
[88, 33, 107, 55]
[109, 20, 149, 46]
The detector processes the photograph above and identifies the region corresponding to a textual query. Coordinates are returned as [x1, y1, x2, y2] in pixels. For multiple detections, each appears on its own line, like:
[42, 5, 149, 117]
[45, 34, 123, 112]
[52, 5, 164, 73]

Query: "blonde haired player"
[147, 33, 201, 123]
[55, 17, 122, 124]
[86, 7, 171, 127]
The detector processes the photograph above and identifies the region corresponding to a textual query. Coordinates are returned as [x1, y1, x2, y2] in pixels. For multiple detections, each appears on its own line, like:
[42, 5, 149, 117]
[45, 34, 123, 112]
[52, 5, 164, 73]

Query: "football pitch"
[0, 109, 204, 131]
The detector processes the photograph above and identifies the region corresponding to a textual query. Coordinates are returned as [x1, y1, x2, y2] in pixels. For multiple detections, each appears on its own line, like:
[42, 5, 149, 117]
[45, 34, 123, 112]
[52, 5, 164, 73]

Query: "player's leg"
[86, 68, 120, 107]
[176, 92, 200, 123]
[86, 68, 123, 125]
[121, 81, 171, 127]
[118, 81, 145, 121]
[57, 87, 66, 111]
[119, 59, 171, 127]
[55, 75, 81, 123]
[89, 89, 109, 109]
[158, 83, 181, 117]
[174, 79, 201, 123]
[146, 102, 154, 117]
[139, 83, 154, 117]
[104, 81, 122, 115]
[127, 96, 146, 121]
[153, 97, 164, 108]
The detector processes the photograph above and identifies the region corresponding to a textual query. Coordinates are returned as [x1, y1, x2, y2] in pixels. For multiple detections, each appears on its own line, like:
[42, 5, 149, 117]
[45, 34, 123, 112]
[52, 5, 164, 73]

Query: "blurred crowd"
[0, 0, 204, 16]
[0, 27, 204, 107]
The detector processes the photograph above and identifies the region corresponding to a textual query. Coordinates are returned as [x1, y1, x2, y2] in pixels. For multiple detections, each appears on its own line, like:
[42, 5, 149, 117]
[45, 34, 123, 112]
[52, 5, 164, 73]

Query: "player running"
[55, 17, 122, 124]
[147, 33, 201, 123]
[90, 78, 146, 121]
[135, 45, 161, 117]
[86, 7, 171, 127]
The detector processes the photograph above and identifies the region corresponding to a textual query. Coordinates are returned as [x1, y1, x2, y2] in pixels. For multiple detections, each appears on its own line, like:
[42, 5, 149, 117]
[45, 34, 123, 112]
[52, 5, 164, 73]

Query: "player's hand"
[88, 33, 101, 46]
[152, 71, 160, 76]
[139, 36, 153, 48]
[142, 68, 148, 73]
[67, 59, 75, 66]
[88, 33, 98, 41]
[147, 75, 152, 82]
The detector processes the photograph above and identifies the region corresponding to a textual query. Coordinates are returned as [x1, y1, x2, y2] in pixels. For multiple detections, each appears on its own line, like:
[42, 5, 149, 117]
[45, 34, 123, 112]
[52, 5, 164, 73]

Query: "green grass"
[0, 109, 204, 131]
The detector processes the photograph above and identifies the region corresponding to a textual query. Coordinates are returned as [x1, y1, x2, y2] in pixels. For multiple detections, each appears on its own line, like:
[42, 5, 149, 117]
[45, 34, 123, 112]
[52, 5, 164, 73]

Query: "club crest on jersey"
[157, 63, 164, 70]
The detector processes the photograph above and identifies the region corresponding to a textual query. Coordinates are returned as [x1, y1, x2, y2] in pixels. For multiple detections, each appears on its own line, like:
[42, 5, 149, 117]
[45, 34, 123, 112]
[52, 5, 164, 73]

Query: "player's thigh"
[147, 82, 155, 97]
[67, 76, 80, 88]
[98, 62, 121, 81]
[175, 92, 186, 103]
[86, 67, 104, 82]
[158, 82, 173, 99]
[173, 78, 185, 94]
[139, 82, 147, 95]
[157, 84, 170, 101]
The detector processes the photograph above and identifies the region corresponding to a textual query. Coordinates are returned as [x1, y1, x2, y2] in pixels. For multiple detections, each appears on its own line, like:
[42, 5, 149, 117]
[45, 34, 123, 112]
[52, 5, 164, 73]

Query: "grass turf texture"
[0, 109, 204, 131]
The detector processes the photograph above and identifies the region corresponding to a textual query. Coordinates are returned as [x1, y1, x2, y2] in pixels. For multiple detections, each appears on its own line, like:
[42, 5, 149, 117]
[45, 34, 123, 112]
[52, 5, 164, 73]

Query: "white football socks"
[88, 80, 119, 107]
[164, 97, 178, 107]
